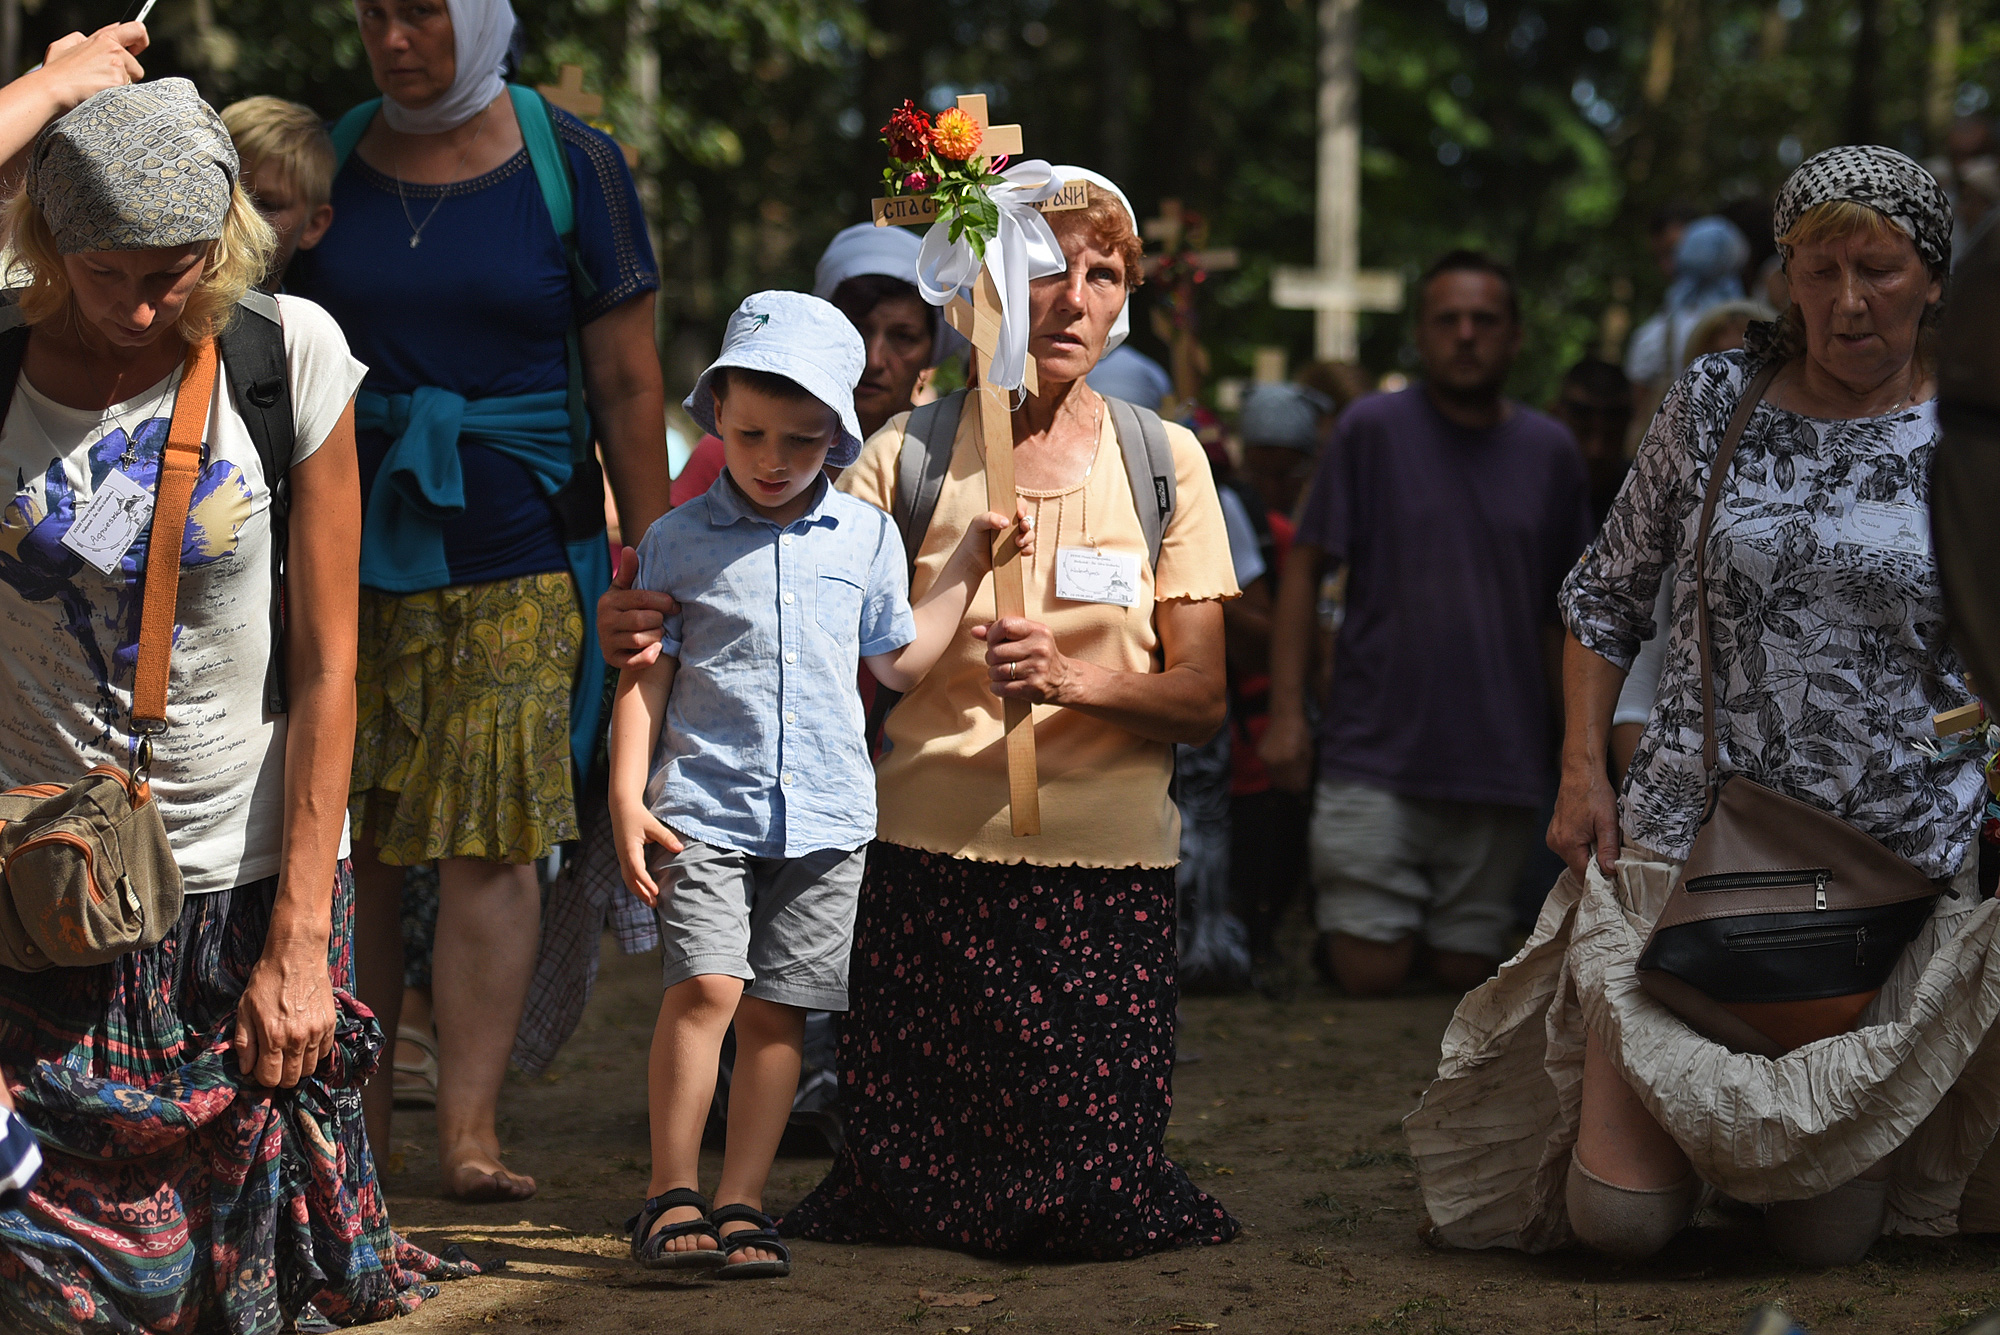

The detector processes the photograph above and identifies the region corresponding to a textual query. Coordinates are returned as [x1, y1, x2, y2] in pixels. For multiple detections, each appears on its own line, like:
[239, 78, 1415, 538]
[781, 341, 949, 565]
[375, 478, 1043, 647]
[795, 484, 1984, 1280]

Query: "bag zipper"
[1724, 922, 1872, 963]
[9, 831, 105, 903]
[1687, 868, 1833, 909]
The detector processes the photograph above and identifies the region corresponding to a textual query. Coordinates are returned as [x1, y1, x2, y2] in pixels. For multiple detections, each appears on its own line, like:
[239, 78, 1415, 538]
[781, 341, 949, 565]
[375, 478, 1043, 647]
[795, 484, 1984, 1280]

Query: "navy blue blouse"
[292, 106, 659, 587]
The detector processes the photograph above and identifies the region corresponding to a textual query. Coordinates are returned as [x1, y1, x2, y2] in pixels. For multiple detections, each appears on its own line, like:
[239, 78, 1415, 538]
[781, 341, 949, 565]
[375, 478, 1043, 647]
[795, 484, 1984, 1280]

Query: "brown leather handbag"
[0, 340, 218, 971]
[1634, 360, 1942, 1058]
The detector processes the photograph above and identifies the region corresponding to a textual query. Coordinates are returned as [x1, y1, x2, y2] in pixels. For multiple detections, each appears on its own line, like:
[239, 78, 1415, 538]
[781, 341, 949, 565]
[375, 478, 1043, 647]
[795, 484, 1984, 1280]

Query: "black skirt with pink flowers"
[783, 841, 1239, 1260]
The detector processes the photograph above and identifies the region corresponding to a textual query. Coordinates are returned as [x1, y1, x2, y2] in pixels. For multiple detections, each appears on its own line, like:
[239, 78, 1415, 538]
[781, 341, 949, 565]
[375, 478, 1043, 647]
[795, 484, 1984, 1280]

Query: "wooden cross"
[1143, 199, 1240, 404]
[872, 94, 1086, 837]
[539, 65, 602, 118]
[1268, 0, 1402, 360]
[538, 63, 640, 169]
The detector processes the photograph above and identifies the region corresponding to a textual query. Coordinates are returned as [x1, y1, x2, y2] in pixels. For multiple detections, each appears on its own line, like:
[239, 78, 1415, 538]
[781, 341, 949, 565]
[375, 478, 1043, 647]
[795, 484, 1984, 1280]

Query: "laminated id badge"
[1055, 546, 1140, 607]
[60, 470, 154, 574]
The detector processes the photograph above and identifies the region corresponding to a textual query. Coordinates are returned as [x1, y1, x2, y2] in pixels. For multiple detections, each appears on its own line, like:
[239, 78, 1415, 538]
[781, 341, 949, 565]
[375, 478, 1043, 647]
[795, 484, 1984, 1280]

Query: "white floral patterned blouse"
[1560, 349, 1983, 879]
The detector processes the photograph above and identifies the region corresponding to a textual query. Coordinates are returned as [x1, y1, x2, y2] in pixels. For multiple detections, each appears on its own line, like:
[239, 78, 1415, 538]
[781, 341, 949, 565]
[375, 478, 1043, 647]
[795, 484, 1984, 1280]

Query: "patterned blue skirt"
[0, 865, 476, 1333]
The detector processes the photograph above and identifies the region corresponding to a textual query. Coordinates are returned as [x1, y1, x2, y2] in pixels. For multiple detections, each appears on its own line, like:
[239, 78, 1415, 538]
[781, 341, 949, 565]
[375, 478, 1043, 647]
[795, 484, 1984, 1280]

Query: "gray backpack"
[868, 388, 1178, 744]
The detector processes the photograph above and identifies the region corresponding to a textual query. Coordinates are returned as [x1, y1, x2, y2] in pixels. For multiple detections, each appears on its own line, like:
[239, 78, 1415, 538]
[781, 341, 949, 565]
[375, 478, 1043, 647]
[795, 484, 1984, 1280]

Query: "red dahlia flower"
[882, 100, 932, 161]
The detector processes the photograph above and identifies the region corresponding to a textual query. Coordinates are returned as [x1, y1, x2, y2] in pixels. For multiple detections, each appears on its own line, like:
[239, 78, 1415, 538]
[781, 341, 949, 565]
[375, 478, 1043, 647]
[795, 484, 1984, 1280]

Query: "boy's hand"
[962, 505, 1035, 573]
[599, 545, 679, 670]
[610, 801, 684, 907]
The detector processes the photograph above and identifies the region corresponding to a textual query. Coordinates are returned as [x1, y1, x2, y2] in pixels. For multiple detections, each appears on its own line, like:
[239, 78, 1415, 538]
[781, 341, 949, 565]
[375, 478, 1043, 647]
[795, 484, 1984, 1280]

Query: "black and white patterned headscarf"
[1773, 144, 1953, 271]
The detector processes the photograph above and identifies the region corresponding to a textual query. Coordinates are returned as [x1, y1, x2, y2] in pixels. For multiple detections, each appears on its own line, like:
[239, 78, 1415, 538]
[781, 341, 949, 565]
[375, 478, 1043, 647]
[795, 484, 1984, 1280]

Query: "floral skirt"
[351, 572, 581, 866]
[0, 865, 476, 1334]
[783, 842, 1239, 1260]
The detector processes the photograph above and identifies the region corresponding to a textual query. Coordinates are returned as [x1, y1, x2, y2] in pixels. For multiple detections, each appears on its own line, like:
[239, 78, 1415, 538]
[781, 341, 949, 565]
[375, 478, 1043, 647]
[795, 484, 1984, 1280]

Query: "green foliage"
[30, 0, 1995, 403]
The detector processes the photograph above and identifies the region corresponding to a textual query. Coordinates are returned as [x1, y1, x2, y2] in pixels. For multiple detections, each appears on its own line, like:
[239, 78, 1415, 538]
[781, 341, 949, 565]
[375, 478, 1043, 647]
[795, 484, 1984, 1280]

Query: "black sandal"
[626, 1188, 727, 1271]
[710, 1203, 791, 1279]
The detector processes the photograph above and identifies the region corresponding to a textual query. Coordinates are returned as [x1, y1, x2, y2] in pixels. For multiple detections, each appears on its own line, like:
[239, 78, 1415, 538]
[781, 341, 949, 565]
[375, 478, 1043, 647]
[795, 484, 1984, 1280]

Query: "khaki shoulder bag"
[1634, 360, 1942, 1057]
[0, 339, 219, 971]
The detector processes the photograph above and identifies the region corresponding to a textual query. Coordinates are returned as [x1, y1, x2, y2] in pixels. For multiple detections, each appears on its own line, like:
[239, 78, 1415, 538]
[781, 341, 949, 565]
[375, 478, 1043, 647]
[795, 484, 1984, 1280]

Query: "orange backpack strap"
[131, 339, 219, 733]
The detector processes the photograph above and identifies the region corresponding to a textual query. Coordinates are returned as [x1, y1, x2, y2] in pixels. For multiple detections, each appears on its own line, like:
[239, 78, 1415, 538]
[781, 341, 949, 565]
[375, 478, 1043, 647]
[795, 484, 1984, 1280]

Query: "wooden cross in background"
[1267, 0, 1402, 360]
[538, 63, 639, 169]
[872, 94, 1085, 836]
[1143, 199, 1240, 406]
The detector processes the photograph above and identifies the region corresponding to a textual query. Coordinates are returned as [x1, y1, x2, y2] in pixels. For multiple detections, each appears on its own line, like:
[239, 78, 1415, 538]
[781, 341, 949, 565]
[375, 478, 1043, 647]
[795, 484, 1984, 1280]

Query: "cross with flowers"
[1144, 200, 1240, 407]
[870, 94, 1087, 838]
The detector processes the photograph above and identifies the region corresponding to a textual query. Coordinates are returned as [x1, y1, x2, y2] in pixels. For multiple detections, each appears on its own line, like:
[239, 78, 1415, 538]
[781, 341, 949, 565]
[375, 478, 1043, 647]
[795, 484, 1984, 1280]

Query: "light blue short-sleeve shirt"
[633, 472, 916, 857]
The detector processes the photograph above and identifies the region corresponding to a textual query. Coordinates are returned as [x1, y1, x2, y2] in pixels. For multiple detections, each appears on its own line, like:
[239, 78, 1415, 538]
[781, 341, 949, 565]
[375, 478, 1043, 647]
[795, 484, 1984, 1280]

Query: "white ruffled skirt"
[1406, 849, 2000, 1251]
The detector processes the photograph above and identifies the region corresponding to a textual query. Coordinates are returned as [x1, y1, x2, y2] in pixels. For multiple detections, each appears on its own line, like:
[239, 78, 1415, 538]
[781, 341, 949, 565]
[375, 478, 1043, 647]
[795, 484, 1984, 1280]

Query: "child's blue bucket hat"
[685, 291, 868, 467]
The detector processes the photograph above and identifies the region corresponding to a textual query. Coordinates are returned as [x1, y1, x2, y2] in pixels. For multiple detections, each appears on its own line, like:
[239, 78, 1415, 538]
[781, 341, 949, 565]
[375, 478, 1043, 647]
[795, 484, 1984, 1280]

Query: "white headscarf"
[812, 223, 958, 364]
[812, 222, 922, 300]
[1050, 165, 1137, 355]
[364, 0, 516, 135]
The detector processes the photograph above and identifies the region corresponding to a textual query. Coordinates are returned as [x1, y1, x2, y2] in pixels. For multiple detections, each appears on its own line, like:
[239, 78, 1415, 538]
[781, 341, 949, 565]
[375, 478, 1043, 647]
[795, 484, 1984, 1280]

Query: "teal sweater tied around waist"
[356, 385, 610, 778]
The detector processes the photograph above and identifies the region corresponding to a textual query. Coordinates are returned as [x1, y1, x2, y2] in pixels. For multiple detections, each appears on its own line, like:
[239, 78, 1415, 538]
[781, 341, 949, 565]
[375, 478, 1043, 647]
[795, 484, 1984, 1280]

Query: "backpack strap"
[509, 85, 576, 240]
[328, 98, 380, 172]
[869, 391, 968, 751]
[892, 391, 965, 583]
[1103, 396, 1176, 568]
[0, 292, 28, 432]
[218, 292, 295, 714]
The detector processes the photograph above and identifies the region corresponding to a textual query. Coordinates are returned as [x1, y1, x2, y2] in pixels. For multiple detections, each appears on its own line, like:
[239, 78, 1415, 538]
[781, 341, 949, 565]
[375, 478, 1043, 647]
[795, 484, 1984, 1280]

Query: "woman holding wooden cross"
[607, 167, 1242, 1258]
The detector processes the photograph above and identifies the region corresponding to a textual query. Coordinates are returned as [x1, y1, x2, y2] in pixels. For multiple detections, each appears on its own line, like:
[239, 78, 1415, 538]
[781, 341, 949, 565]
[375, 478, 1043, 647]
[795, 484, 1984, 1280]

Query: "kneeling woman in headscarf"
[781, 167, 1243, 1260]
[1410, 148, 1999, 1267]
[288, 0, 670, 1200]
[0, 72, 470, 1329]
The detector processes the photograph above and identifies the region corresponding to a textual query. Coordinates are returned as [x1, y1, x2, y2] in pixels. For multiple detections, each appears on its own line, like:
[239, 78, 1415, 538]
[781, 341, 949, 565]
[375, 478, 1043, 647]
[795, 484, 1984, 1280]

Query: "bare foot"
[442, 1152, 537, 1203]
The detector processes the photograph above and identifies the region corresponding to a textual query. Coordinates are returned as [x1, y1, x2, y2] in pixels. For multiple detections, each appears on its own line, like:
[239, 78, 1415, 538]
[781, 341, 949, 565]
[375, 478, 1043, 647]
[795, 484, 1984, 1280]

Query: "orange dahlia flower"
[931, 107, 983, 161]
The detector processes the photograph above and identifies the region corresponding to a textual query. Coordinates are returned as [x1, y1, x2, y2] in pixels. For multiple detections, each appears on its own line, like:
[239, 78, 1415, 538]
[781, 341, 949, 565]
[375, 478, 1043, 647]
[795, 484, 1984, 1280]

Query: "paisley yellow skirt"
[350, 572, 582, 867]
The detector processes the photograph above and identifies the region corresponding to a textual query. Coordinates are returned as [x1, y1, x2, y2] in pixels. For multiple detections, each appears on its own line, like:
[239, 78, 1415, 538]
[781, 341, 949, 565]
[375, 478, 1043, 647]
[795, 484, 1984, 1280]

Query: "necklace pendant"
[409, 234, 421, 248]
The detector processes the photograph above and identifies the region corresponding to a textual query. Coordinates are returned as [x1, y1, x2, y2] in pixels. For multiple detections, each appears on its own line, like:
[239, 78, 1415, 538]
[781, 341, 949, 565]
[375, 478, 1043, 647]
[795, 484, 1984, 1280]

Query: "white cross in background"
[1270, 0, 1404, 362]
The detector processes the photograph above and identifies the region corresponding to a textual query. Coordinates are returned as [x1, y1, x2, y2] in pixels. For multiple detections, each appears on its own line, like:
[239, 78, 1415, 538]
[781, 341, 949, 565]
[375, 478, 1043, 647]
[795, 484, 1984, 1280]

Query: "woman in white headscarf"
[774, 165, 1242, 1259]
[289, 0, 672, 1201]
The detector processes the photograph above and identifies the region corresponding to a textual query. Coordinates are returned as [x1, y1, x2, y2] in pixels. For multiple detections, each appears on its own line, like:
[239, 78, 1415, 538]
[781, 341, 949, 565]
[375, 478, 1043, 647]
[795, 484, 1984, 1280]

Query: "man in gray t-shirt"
[1261, 252, 1593, 997]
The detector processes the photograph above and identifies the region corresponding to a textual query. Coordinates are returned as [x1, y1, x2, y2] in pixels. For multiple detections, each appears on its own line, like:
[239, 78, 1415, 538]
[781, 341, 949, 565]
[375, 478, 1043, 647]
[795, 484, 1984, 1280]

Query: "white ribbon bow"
[914, 159, 1069, 392]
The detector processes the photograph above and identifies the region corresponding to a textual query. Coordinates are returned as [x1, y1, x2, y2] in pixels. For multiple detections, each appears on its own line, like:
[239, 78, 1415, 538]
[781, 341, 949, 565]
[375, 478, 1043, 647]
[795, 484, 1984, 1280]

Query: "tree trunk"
[1848, 0, 1881, 145]
[1928, 0, 1962, 149]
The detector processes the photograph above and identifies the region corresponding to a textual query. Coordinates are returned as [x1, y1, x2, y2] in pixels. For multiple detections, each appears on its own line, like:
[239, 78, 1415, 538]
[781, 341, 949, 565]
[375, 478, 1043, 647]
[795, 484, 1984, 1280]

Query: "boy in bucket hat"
[609, 291, 1031, 1280]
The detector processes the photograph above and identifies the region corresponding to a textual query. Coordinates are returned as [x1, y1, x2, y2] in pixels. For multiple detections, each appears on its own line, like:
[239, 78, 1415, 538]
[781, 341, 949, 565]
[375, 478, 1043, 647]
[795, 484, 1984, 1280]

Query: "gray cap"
[685, 291, 868, 467]
[28, 79, 238, 255]
[1239, 383, 1330, 453]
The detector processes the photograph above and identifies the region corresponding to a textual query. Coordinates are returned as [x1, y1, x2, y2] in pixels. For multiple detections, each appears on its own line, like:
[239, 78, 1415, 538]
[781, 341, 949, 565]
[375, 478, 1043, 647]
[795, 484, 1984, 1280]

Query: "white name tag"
[60, 470, 153, 574]
[1055, 546, 1140, 607]
[1845, 500, 1929, 556]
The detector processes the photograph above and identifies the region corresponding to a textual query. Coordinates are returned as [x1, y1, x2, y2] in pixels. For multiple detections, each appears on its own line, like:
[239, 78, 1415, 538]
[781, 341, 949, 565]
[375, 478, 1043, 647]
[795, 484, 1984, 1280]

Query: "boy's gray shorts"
[647, 838, 866, 1010]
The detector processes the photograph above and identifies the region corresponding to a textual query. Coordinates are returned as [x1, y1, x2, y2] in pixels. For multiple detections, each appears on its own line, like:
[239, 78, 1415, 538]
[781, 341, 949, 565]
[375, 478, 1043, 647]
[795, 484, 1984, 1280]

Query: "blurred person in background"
[1940, 115, 2000, 264]
[1625, 214, 1752, 394]
[1262, 251, 1592, 998]
[1087, 342, 1173, 411]
[1550, 358, 1634, 528]
[1225, 382, 1332, 970]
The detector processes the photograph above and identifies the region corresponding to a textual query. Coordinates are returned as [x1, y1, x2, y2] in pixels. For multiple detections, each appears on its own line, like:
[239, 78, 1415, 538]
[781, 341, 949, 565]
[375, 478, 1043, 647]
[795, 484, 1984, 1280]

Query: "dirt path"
[374, 937, 1999, 1335]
